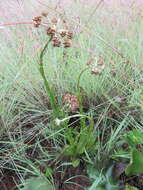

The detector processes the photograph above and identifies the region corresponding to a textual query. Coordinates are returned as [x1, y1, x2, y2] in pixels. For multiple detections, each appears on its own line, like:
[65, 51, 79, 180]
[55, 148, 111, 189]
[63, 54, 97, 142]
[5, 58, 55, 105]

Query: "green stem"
[77, 67, 89, 128]
[39, 36, 60, 117]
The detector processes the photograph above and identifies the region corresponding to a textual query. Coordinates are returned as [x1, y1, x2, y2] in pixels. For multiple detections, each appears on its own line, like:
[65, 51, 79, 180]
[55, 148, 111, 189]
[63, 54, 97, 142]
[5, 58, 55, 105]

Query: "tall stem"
[39, 36, 60, 117]
[77, 67, 89, 128]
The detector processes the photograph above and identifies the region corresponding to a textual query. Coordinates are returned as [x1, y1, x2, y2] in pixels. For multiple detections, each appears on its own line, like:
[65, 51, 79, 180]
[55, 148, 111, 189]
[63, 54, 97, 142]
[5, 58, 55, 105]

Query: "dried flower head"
[53, 40, 61, 47]
[33, 16, 42, 27]
[46, 27, 56, 36]
[63, 40, 71, 48]
[87, 58, 105, 75]
[41, 11, 48, 17]
[33, 16, 42, 22]
[33, 22, 41, 27]
[51, 18, 58, 24]
[67, 31, 73, 39]
[59, 30, 67, 38]
[91, 64, 105, 75]
[62, 93, 79, 113]
[33, 13, 73, 49]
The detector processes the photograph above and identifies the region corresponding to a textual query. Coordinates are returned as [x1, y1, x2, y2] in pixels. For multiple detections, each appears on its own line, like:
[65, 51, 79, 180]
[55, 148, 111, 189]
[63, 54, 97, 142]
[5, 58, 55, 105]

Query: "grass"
[0, 0, 143, 189]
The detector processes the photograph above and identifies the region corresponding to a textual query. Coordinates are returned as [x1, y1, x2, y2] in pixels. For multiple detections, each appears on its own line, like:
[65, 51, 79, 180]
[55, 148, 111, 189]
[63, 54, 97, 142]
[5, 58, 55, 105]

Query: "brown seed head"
[33, 16, 42, 27]
[62, 93, 79, 113]
[59, 30, 67, 38]
[62, 93, 72, 103]
[53, 40, 61, 47]
[33, 16, 42, 22]
[33, 22, 41, 27]
[67, 31, 73, 39]
[46, 27, 56, 36]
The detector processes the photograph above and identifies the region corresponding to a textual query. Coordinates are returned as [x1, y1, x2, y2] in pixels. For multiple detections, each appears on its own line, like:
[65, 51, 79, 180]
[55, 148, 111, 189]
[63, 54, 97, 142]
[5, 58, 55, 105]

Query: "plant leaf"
[45, 168, 53, 177]
[124, 129, 143, 147]
[72, 158, 80, 167]
[125, 149, 143, 176]
[21, 177, 55, 190]
[125, 184, 139, 190]
[64, 144, 76, 155]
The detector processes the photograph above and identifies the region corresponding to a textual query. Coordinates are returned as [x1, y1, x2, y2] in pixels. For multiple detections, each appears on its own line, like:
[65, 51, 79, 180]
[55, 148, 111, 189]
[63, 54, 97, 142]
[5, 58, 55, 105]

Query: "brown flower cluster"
[32, 11, 73, 48]
[33, 16, 42, 27]
[62, 93, 80, 113]
[87, 58, 105, 75]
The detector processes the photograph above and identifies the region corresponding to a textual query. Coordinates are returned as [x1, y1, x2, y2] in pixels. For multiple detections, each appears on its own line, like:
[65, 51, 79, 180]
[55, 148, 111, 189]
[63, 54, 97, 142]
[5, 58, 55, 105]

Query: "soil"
[0, 132, 91, 190]
[120, 174, 143, 190]
[0, 169, 19, 190]
[0, 164, 91, 190]
[55, 163, 91, 190]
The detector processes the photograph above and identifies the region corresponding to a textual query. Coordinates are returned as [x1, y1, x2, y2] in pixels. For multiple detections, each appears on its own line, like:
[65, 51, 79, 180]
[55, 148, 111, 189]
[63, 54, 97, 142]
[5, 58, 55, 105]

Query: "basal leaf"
[124, 129, 143, 147]
[72, 158, 80, 167]
[125, 184, 139, 190]
[125, 149, 143, 176]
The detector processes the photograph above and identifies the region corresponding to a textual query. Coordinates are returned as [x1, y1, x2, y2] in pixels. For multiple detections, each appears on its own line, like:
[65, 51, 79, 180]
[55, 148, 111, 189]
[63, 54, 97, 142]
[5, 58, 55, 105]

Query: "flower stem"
[39, 36, 61, 118]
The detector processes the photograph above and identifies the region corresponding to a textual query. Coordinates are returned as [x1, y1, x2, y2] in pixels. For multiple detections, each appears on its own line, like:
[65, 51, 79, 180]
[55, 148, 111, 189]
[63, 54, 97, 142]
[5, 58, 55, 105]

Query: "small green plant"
[33, 12, 97, 168]
[112, 129, 143, 176]
[123, 129, 143, 147]
[86, 165, 119, 190]
[123, 129, 143, 176]
[125, 149, 143, 176]
[63, 116, 96, 166]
